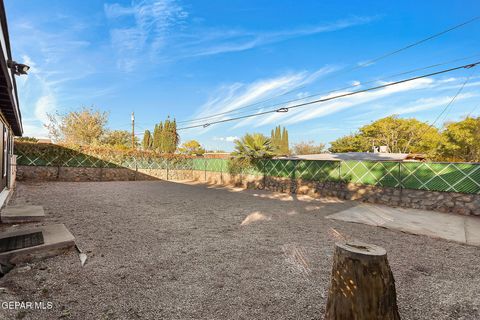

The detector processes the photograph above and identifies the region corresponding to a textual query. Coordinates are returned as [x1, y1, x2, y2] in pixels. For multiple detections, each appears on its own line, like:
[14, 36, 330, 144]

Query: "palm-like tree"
[232, 133, 275, 159]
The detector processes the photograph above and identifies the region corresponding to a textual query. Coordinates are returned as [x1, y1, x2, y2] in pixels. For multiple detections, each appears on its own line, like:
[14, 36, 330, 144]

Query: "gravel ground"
[0, 180, 479, 320]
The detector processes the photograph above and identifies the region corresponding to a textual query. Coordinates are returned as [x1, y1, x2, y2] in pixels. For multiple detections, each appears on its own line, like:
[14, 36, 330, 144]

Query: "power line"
[402, 70, 475, 153]
[178, 54, 480, 125]
[437, 68, 477, 124]
[431, 71, 474, 127]
[177, 61, 480, 130]
[467, 103, 480, 117]
[177, 16, 480, 124]
[356, 16, 480, 68]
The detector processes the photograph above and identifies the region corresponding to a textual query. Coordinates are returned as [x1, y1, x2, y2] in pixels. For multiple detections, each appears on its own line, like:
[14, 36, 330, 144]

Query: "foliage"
[178, 140, 205, 155]
[292, 140, 325, 155]
[45, 106, 109, 145]
[329, 134, 371, 153]
[270, 125, 289, 155]
[142, 130, 152, 150]
[15, 136, 38, 143]
[101, 130, 137, 149]
[227, 157, 252, 175]
[440, 116, 480, 162]
[232, 133, 275, 160]
[151, 117, 179, 153]
[14, 141, 193, 168]
[329, 116, 443, 159]
[45, 107, 108, 145]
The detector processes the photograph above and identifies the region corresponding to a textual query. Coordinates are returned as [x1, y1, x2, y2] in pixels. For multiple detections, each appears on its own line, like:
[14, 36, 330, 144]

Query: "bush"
[227, 157, 251, 175]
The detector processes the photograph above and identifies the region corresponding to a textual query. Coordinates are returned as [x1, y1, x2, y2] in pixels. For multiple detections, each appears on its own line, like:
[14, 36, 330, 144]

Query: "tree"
[45, 107, 108, 145]
[329, 134, 371, 153]
[329, 116, 443, 158]
[282, 128, 289, 154]
[270, 125, 289, 155]
[232, 133, 275, 160]
[292, 141, 325, 155]
[149, 117, 179, 153]
[440, 116, 480, 162]
[142, 130, 153, 150]
[102, 130, 136, 149]
[178, 140, 205, 155]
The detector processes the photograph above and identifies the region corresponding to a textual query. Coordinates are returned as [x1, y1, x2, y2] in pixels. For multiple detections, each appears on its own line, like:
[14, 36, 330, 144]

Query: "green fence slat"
[340, 160, 401, 187]
[296, 160, 340, 182]
[263, 159, 296, 178]
[401, 162, 480, 193]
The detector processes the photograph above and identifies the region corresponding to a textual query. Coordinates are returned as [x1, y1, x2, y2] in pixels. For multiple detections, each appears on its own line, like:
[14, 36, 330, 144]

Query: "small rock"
[444, 201, 455, 208]
[17, 265, 32, 273]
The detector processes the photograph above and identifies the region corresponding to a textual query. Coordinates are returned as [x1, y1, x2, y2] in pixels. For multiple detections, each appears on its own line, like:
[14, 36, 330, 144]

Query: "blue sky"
[5, 0, 480, 151]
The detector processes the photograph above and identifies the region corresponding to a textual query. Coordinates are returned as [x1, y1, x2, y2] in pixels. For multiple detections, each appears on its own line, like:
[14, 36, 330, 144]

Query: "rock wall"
[16, 166, 193, 182]
[16, 165, 480, 216]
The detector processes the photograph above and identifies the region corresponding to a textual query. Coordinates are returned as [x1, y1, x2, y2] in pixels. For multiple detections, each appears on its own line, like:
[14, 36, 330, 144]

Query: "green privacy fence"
[14, 143, 480, 194]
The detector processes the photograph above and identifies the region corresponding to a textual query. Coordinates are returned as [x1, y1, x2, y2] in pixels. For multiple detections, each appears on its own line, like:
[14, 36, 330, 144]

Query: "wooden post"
[325, 241, 401, 320]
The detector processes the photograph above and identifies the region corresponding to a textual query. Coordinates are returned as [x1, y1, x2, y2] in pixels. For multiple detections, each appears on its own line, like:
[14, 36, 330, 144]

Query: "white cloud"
[104, 2, 374, 69]
[105, 0, 188, 71]
[213, 136, 239, 142]
[231, 77, 435, 128]
[183, 16, 374, 59]
[279, 78, 435, 125]
[34, 94, 56, 124]
[187, 66, 336, 132]
[391, 93, 476, 115]
[351, 80, 361, 86]
[10, 15, 110, 138]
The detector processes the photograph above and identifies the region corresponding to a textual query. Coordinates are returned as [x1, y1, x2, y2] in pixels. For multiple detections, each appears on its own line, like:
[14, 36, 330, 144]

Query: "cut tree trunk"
[325, 241, 401, 320]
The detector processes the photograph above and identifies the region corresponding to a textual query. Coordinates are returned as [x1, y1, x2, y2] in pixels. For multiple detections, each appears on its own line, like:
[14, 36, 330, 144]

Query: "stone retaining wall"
[16, 165, 192, 182]
[16, 165, 480, 216]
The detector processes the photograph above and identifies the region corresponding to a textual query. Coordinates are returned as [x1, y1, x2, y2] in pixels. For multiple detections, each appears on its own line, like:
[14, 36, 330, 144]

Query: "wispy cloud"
[10, 14, 104, 137]
[105, 0, 188, 71]
[392, 93, 477, 115]
[277, 78, 435, 125]
[104, 1, 373, 70]
[186, 66, 336, 132]
[181, 16, 374, 59]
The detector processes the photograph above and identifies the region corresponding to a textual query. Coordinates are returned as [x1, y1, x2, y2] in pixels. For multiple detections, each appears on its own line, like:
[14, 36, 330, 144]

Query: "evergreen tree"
[152, 124, 161, 150]
[157, 122, 164, 152]
[282, 128, 289, 154]
[148, 117, 180, 154]
[275, 126, 281, 148]
[171, 119, 180, 151]
[142, 130, 152, 150]
[163, 119, 171, 153]
[270, 125, 289, 155]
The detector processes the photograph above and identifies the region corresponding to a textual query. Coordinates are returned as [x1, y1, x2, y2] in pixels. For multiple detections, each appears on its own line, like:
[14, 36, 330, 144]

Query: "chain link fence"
[14, 143, 480, 194]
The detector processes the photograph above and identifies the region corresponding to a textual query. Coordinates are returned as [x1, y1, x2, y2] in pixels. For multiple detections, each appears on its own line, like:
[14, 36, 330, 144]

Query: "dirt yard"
[0, 181, 479, 319]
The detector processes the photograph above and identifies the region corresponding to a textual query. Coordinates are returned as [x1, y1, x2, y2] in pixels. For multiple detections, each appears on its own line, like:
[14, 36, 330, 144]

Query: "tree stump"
[325, 241, 401, 320]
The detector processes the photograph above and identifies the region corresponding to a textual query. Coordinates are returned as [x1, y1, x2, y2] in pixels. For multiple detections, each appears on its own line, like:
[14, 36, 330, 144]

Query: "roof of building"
[277, 152, 425, 162]
[0, 1, 22, 135]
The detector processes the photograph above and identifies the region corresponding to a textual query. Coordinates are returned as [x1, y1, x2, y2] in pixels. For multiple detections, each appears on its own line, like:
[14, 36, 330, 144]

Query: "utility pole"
[131, 112, 135, 149]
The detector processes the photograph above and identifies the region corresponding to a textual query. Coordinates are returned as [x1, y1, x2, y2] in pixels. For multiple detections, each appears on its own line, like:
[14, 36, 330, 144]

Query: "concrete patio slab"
[1, 205, 45, 223]
[0, 224, 75, 263]
[326, 203, 480, 246]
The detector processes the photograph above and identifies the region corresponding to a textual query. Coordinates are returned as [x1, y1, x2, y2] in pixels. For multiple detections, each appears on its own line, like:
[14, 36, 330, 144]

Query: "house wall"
[0, 114, 14, 190]
[16, 165, 480, 216]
